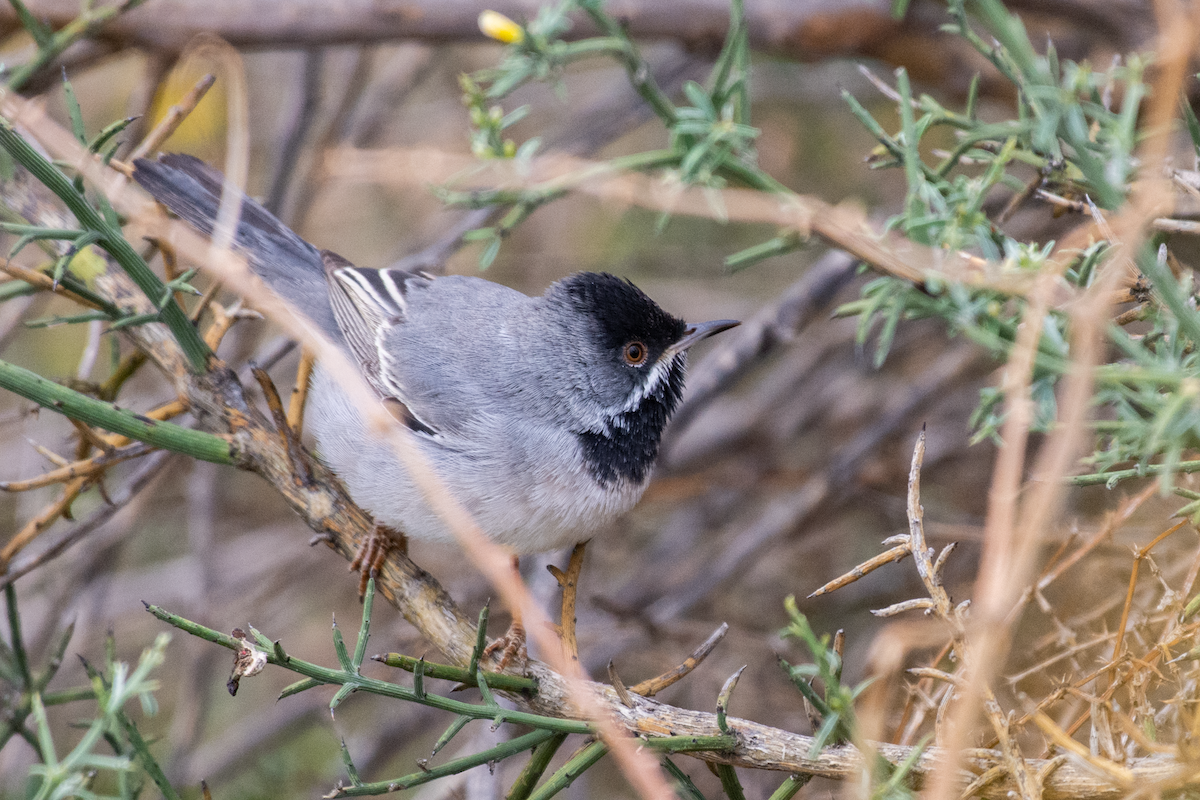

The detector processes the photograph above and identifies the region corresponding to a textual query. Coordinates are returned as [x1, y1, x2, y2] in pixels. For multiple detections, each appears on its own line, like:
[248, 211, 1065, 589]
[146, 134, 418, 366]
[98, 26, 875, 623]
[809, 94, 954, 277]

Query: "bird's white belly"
[305, 368, 646, 553]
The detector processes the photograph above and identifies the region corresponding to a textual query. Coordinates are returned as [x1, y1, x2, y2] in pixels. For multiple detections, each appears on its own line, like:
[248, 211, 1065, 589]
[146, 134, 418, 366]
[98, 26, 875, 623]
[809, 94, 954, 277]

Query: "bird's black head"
[555, 272, 688, 383]
[546, 273, 735, 488]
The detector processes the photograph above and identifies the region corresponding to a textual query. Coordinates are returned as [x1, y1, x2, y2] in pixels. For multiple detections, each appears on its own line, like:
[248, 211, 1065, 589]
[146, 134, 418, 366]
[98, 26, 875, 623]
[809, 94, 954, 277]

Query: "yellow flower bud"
[478, 11, 525, 44]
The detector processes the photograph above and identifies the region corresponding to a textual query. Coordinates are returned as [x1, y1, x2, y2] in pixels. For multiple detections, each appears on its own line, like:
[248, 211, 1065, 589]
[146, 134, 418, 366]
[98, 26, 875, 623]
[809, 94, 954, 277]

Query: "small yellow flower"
[478, 10, 525, 44]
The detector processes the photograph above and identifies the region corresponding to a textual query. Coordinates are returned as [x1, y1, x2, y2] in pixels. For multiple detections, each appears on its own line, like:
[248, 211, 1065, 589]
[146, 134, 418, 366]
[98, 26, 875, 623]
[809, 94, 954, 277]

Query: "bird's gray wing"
[321, 251, 448, 436]
[325, 260, 535, 438]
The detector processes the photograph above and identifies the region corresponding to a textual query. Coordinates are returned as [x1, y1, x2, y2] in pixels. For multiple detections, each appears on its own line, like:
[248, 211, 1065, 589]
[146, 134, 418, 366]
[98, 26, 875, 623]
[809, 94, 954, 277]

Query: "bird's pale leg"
[484, 555, 527, 669]
[349, 523, 407, 600]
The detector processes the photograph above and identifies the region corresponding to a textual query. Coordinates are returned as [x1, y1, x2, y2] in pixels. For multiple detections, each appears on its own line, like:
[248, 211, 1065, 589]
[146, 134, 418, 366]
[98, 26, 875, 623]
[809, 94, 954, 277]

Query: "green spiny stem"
[32, 620, 74, 694]
[145, 603, 591, 734]
[0, 279, 37, 302]
[766, 774, 812, 800]
[148, 604, 743, 766]
[1138, 243, 1200, 353]
[0, 120, 211, 371]
[8, 258, 123, 314]
[712, 149, 795, 194]
[475, 666, 498, 707]
[895, 69, 925, 220]
[641, 734, 738, 753]
[352, 577, 375, 670]
[279, 678, 321, 699]
[439, 148, 683, 211]
[5, 584, 30, 687]
[117, 710, 181, 800]
[0, 223, 84, 238]
[1071, 459, 1200, 487]
[376, 653, 538, 692]
[717, 667, 745, 735]
[709, 0, 748, 125]
[506, 732, 569, 800]
[779, 658, 833, 718]
[430, 714, 472, 758]
[661, 757, 707, 800]
[725, 234, 804, 271]
[329, 682, 356, 711]
[331, 729, 557, 797]
[413, 656, 426, 698]
[965, 0, 1041, 89]
[87, 116, 135, 156]
[840, 90, 940, 187]
[526, 739, 607, 800]
[576, 3, 677, 127]
[521, 736, 745, 799]
[332, 616, 352, 672]
[6, 0, 150, 91]
[40, 686, 96, 706]
[716, 763, 747, 800]
[25, 310, 110, 328]
[0, 357, 236, 465]
[5, 0, 51, 48]
[338, 738, 362, 787]
[551, 37, 631, 63]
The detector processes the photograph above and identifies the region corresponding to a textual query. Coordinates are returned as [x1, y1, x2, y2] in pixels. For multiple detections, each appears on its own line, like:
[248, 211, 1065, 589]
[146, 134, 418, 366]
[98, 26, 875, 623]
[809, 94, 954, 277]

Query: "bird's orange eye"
[623, 341, 648, 366]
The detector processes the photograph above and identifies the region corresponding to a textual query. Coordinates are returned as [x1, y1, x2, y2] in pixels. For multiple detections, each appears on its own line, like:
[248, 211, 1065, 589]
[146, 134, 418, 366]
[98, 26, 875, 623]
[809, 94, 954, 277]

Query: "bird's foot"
[350, 523, 406, 600]
[483, 619, 527, 671]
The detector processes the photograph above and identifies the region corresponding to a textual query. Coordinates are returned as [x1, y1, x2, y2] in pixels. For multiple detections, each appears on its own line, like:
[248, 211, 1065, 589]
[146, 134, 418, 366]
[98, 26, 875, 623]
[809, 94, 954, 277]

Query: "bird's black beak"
[666, 319, 740, 356]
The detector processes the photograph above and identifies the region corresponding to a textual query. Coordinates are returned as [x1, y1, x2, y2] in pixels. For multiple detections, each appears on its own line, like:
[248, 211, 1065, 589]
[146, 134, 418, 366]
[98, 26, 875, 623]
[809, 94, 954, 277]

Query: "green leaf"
[88, 117, 135, 155]
[0, 122, 211, 370]
[430, 715, 471, 758]
[61, 71, 87, 146]
[683, 80, 716, 120]
[8, 0, 52, 48]
[479, 234, 502, 269]
[24, 311, 110, 328]
[0, 357, 236, 464]
[330, 682, 357, 710]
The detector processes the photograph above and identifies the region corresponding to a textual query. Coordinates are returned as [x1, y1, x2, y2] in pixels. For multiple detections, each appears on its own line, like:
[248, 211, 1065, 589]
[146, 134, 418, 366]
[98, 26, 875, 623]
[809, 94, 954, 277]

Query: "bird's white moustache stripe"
[620, 355, 680, 413]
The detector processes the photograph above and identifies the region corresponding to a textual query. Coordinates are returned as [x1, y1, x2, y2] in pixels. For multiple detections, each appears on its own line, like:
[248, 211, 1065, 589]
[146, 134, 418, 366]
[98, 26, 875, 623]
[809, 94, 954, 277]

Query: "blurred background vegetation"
[2, 0, 1200, 798]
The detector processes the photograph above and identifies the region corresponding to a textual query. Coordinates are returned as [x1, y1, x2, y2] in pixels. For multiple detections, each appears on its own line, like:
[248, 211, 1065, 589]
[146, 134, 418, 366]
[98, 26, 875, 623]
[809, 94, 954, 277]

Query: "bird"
[133, 154, 739, 659]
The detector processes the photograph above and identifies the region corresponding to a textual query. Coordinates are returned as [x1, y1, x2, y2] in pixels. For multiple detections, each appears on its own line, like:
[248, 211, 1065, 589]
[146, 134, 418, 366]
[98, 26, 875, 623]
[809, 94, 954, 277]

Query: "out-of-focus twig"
[126, 72, 216, 164]
[0, 440, 152, 491]
[665, 248, 858, 447]
[329, 146, 1040, 297]
[265, 48, 322, 216]
[643, 344, 981, 623]
[928, 6, 1198, 799]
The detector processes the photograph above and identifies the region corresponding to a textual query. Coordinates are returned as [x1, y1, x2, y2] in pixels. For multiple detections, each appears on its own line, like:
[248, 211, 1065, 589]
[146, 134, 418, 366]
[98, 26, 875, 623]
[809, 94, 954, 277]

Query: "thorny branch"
[816, 428, 1200, 800]
[2, 86, 1200, 800]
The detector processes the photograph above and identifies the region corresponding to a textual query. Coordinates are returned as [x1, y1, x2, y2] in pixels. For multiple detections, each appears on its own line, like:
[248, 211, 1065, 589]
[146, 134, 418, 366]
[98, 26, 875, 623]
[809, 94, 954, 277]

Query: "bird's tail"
[132, 153, 340, 339]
